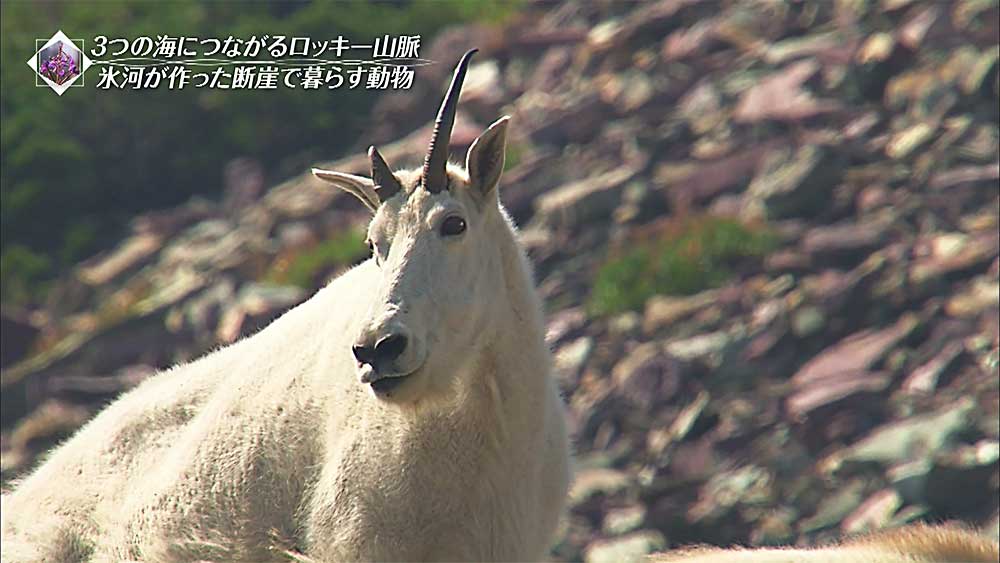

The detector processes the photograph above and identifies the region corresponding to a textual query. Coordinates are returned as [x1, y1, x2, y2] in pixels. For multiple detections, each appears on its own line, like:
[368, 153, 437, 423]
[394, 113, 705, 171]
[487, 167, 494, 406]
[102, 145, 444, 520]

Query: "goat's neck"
[452, 213, 550, 428]
[493, 212, 547, 353]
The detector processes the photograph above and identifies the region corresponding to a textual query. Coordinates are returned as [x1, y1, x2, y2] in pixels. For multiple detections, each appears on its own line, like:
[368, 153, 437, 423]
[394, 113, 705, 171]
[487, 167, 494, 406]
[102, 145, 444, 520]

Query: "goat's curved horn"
[368, 146, 401, 202]
[422, 48, 477, 194]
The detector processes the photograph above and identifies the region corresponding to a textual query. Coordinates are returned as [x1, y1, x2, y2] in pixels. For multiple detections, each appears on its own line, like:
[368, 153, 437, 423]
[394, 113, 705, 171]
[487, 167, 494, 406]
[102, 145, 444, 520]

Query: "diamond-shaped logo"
[26, 30, 93, 96]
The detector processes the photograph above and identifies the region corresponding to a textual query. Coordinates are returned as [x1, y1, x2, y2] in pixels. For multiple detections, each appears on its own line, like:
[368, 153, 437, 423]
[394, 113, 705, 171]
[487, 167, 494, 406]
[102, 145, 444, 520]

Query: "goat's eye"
[440, 216, 467, 237]
[366, 239, 374, 256]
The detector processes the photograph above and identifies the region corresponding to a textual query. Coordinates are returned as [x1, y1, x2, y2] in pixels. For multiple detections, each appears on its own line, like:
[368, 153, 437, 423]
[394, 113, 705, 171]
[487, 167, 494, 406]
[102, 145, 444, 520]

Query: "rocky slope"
[2, 1, 998, 560]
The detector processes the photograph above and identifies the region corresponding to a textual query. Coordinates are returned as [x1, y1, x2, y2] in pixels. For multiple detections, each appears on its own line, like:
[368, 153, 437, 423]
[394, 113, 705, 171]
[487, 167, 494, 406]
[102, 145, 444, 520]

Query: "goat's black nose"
[353, 333, 407, 366]
[374, 333, 407, 363]
[352, 343, 375, 365]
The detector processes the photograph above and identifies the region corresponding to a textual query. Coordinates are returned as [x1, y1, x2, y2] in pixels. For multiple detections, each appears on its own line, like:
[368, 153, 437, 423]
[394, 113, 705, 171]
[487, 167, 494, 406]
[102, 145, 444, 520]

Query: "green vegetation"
[0, 244, 52, 305]
[1, 0, 518, 304]
[265, 230, 366, 289]
[503, 140, 526, 172]
[589, 216, 778, 316]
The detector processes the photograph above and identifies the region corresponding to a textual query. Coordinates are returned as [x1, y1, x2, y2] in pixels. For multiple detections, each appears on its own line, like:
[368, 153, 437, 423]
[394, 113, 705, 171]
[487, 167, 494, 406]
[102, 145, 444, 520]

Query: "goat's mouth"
[359, 364, 418, 396]
[369, 372, 411, 395]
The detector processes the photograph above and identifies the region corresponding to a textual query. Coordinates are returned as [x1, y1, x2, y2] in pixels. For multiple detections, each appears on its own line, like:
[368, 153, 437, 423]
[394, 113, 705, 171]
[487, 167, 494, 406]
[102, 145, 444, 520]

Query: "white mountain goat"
[1, 49, 571, 562]
[651, 523, 1000, 562]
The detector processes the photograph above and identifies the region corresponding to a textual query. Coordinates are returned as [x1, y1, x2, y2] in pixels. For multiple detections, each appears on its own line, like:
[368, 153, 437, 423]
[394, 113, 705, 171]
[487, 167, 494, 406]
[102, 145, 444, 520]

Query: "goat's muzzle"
[353, 324, 420, 396]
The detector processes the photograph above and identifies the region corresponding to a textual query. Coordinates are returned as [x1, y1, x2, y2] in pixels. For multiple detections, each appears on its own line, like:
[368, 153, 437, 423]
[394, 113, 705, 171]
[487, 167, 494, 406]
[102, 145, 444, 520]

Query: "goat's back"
[1, 263, 375, 561]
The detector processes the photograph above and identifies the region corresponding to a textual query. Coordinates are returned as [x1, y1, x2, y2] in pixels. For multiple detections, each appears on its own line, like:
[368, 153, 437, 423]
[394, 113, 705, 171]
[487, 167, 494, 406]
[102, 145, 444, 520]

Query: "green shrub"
[503, 140, 526, 172]
[266, 230, 366, 289]
[589, 216, 778, 316]
[0, 245, 52, 304]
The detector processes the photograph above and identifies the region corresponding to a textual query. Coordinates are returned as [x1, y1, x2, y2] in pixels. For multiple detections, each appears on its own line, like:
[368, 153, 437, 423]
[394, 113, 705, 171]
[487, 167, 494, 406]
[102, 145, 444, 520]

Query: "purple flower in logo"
[39, 42, 80, 85]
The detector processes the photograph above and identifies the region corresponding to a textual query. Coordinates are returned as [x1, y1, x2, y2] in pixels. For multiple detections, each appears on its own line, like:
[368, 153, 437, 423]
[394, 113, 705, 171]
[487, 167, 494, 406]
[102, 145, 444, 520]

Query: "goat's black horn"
[369, 146, 401, 202]
[422, 48, 477, 194]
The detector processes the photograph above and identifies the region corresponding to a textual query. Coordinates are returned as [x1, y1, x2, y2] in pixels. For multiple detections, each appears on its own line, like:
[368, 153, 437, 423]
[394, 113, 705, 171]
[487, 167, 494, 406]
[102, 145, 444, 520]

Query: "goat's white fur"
[1, 116, 572, 562]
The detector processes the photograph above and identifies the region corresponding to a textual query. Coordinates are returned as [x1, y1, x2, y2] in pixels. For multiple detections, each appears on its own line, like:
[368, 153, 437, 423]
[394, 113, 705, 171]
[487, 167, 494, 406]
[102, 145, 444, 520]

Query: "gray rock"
[602, 504, 647, 536]
[945, 277, 1000, 318]
[666, 331, 733, 364]
[786, 370, 892, 420]
[554, 336, 593, 384]
[536, 164, 640, 231]
[800, 220, 887, 264]
[791, 314, 919, 387]
[584, 530, 667, 563]
[76, 232, 162, 286]
[742, 145, 844, 220]
[886, 122, 936, 160]
[900, 342, 963, 394]
[643, 290, 719, 334]
[733, 60, 840, 123]
[791, 306, 825, 338]
[821, 398, 976, 473]
[689, 465, 773, 522]
[215, 282, 305, 343]
[598, 70, 655, 114]
[800, 479, 867, 533]
[611, 343, 687, 412]
[888, 458, 933, 506]
[910, 233, 999, 286]
[841, 488, 903, 534]
[569, 467, 633, 507]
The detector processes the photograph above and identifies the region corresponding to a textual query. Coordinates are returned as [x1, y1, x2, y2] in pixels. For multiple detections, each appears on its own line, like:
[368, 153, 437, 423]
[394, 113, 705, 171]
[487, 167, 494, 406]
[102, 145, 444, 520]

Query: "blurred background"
[1, 0, 998, 560]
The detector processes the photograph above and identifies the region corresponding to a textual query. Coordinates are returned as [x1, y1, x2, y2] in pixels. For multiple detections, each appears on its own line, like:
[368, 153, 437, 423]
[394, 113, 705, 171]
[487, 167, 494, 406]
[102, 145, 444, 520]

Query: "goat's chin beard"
[367, 360, 465, 409]
[367, 365, 431, 404]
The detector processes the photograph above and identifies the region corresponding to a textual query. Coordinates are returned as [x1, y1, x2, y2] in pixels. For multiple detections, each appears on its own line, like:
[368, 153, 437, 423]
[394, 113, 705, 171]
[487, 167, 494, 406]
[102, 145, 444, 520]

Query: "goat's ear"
[311, 169, 379, 213]
[465, 116, 509, 198]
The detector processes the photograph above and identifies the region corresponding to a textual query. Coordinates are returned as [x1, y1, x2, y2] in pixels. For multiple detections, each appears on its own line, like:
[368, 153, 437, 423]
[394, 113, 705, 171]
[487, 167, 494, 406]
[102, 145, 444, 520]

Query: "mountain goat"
[651, 523, 1000, 562]
[1, 49, 571, 562]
